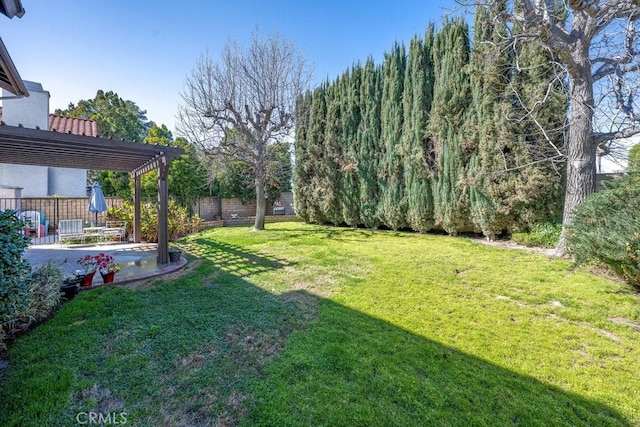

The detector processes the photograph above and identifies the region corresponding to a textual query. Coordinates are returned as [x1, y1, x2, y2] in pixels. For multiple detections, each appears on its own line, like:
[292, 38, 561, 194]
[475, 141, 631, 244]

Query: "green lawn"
[1, 222, 639, 426]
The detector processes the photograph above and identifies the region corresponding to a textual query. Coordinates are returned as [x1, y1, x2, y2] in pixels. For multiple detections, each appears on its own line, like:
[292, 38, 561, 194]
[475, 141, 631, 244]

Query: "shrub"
[566, 175, 640, 287]
[25, 261, 63, 322]
[0, 210, 31, 349]
[107, 200, 201, 243]
[511, 221, 562, 248]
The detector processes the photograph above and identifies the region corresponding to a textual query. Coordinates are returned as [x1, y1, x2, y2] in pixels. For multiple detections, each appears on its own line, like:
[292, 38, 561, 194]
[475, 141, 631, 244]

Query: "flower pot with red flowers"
[95, 253, 121, 284]
[76, 254, 98, 287]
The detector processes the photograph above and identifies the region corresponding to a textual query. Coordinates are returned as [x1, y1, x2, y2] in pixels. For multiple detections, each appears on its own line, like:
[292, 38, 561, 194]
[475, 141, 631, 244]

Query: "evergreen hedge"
[293, 6, 565, 236]
[566, 175, 640, 287]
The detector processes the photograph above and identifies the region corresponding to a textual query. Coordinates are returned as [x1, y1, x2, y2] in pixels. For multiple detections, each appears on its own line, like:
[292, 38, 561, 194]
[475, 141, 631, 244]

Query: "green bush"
[511, 221, 562, 248]
[566, 175, 640, 287]
[0, 210, 31, 348]
[25, 261, 63, 322]
[107, 200, 201, 243]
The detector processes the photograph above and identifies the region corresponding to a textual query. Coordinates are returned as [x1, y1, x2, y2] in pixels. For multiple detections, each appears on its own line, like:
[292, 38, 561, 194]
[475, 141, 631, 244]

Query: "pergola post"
[157, 158, 170, 264]
[133, 173, 141, 243]
[0, 124, 183, 265]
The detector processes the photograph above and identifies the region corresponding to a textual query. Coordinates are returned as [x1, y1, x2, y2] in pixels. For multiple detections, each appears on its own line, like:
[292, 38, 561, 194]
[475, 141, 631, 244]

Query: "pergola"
[0, 123, 185, 263]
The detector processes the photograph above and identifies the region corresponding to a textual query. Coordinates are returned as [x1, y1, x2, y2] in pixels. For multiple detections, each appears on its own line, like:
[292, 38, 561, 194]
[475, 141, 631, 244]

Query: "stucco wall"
[1, 82, 88, 197]
[48, 167, 87, 197]
[0, 164, 48, 197]
[2, 82, 49, 129]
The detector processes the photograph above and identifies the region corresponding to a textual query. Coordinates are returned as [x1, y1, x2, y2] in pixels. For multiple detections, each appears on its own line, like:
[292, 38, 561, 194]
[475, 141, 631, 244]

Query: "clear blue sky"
[1, 0, 461, 135]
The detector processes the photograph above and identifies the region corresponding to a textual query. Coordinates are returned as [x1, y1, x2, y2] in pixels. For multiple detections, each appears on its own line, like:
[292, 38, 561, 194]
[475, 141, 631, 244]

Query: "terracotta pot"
[101, 271, 116, 284]
[80, 271, 96, 287]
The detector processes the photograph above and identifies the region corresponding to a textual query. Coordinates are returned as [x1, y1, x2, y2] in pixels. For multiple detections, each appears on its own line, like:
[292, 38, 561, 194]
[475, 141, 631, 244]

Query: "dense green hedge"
[566, 175, 640, 287]
[0, 210, 31, 348]
[294, 9, 565, 236]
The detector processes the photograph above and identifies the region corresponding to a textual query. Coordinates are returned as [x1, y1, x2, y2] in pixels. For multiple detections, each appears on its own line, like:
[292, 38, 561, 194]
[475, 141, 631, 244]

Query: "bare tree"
[177, 29, 312, 230]
[459, 0, 640, 255]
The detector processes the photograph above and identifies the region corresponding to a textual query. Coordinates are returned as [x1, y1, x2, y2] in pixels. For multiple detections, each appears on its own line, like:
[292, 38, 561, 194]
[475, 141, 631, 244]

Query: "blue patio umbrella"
[88, 182, 108, 225]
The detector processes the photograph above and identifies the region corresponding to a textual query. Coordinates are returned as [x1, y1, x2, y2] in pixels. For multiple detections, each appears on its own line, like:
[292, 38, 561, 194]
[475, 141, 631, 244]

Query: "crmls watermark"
[76, 412, 128, 425]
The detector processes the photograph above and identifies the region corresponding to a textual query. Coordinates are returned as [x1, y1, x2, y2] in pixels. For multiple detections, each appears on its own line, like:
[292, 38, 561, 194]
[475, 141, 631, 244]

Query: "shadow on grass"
[0, 246, 631, 426]
[257, 224, 379, 242]
[184, 237, 295, 277]
[249, 290, 630, 426]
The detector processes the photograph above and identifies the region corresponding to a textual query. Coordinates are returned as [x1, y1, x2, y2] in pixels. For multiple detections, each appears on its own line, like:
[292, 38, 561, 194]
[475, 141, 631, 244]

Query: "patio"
[24, 242, 187, 286]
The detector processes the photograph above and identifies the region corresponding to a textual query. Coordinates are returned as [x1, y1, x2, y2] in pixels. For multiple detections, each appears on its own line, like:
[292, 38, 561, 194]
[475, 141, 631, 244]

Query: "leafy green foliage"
[0, 210, 31, 347]
[56, 89, 150, 141]
[294, 9, 564, 236]
[212, 141, 292, 203]
[566, 175, 640, 286]
[629, 144, 640, 172]
[403, 28, 435, 232]
[25, 261, 63, 322]
[379, 42, 407, 230]
[106, 200, 201, 243]
[512, 221, 562, 248]
[138, 125, 212, 205]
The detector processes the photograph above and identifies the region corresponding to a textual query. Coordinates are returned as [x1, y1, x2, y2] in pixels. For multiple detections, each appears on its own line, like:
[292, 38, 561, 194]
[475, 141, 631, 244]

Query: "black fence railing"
[0, 197, 124, 245]
[1, 192, 295, 246]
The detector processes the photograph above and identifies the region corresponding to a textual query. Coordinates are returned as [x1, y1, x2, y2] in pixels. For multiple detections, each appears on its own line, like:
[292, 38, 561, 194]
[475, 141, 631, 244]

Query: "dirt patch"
[225, 324, 285, 369]
[75, 383, 126, 414]
[610, 317, 640, 332]
[470, 238, 558, 257]
[175, 344, 219, 372]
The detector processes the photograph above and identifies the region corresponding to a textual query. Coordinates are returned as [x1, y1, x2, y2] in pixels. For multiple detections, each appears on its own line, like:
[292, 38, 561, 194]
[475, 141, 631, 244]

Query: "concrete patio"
[24, 242, 186, 286]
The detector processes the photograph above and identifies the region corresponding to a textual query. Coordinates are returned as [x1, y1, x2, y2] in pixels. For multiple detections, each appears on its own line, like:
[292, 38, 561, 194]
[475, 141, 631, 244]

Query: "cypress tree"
[466, 1, 566, 237]
[379, 42, 407, 230]
[403, 26, 436, 232]
[358, 58, 383, 229]
[305, 84, 329, 223]
[293, 91, 312, 221]
[339, 65, 363, 226]
[320, 80, 343, 224]
[466, 2, 512, 238]
[430, 18, 472, 234]
[508, 26, 566, 228]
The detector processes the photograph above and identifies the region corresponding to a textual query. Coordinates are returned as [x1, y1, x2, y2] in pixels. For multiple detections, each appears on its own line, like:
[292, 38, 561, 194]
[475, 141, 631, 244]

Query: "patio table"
[83, 226, 105, 240]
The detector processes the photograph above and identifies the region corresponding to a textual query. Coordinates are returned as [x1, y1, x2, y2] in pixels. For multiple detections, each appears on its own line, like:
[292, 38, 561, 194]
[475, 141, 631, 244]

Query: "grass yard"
[1, 222, 639, 426]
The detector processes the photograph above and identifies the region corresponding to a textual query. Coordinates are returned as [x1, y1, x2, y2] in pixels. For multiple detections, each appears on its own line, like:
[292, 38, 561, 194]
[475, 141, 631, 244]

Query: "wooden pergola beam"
[0, 123, 185, 264]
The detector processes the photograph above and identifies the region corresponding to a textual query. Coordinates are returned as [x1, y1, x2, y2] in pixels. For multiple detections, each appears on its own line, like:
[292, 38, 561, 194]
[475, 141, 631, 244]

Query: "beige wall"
[2, 192, 295, 229]
[191, 192, 294, 220]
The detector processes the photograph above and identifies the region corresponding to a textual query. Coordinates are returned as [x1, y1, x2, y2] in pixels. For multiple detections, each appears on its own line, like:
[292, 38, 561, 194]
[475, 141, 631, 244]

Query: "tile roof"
[0, 107, 99, 136]
[48, 114, 98, 137]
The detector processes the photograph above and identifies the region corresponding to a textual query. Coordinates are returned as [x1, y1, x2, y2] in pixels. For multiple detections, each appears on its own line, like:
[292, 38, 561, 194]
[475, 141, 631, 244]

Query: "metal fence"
[0, 197, 124, 245]
[1, 191, 295, 245]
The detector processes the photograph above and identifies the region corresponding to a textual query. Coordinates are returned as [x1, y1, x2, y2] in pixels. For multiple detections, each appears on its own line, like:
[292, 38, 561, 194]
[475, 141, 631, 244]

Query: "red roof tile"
[48, 114, 98, 137]
[0, 106, 99, 136]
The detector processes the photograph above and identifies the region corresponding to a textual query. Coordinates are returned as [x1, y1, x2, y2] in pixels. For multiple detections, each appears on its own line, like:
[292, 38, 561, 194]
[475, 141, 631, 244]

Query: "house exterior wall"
[0, 164, 48, 197]
[48, 167, 87, 197]
[2, 82, 49, 129]
[0, 81, 87, 197]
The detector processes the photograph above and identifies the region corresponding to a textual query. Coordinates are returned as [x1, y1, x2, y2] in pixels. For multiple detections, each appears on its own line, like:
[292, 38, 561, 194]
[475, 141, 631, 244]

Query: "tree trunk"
[556, 71, 596, 256]
[254, 183, 266, 230]
[254, 159, 266, 230]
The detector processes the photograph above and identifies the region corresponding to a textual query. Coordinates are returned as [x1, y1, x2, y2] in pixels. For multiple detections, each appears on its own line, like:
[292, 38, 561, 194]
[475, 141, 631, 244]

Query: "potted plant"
[95, 253, 120, 284]
[61, 274, 81, 300]
[76, 254, 98, 287]
[168, 247, 182, 263]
